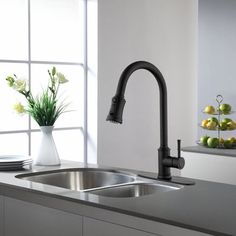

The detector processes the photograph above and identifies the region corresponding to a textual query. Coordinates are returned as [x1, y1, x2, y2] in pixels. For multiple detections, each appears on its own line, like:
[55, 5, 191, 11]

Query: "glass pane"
[31, 129, 84, 162]
[30, 64, 84, 128]
[0, 63, 28, 131]
[0, 0, 28, 60]
[0, 133, 28, 155]
[31, 0, 84, 62]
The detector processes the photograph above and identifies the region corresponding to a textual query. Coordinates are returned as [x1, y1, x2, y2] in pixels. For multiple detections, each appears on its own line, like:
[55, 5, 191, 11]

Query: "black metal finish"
[177, 139, 181, 158]
[106, 61, 186, 180]
[106, 96, 126, 124]
[163, 139, 185, 170]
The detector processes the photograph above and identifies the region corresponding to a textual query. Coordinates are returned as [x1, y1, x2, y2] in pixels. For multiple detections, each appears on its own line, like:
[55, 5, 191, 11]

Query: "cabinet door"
[83, 217, 159, 236]
[0, 195, 3, 236]
[4, 197, 82, 236]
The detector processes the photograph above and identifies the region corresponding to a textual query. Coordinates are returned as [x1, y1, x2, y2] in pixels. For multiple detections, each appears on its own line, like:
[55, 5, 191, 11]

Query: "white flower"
[13, 102, 26, 114]
[13, 79, 26, 92]
[56, 72, 68, 84]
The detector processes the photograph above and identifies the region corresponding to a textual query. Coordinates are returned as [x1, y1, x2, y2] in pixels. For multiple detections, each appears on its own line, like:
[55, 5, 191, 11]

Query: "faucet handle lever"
[177, 139, 181, 158]
[163, 139, 185, 170]
[174, 139, 185, 169]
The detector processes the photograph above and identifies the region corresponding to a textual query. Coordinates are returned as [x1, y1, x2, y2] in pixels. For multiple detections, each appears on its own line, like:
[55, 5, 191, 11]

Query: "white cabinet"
[1, 195, 212, 236]
[83, 217, 158, 236]
[83, 216, 212, 236]
[181, 151, 236, 185]
[4, 197, 82, 236]
[0, 195, 3, 236]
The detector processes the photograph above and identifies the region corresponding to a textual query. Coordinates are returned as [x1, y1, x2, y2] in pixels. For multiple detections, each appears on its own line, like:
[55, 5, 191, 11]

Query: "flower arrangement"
[6, 67, 69, 126]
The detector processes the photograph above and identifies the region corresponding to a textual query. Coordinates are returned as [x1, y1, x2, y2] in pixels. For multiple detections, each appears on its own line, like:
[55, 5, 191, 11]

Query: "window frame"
[0, 0, 88, 164]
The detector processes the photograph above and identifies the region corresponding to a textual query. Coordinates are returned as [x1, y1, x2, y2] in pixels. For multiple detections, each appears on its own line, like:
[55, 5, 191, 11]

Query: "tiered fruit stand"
[199, 95, 236, 149]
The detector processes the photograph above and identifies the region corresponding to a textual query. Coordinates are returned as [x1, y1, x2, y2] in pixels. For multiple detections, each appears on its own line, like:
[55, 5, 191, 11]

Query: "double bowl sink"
[16, 168, 182, 198]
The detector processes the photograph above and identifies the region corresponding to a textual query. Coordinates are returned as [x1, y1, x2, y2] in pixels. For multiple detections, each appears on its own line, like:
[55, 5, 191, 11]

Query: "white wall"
[87, 0, 98, 164]
[97, 0, 198, 173]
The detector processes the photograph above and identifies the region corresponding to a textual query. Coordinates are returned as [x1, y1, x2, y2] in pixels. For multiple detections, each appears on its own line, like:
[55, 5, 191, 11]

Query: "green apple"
[219, 103, 231, 114]
[222, 118, 232, 124]
[207, 137, 219, 148]
[200, 135, 210, 146]
[208, 117, 219, 125]
[224, 140, 232, 148]
[228, 137, 236, 144]
[204, 105, 215, 114]
[206, 121, 217, 130]
[219, 121, 228, 130]
[227, 121, 236, 130]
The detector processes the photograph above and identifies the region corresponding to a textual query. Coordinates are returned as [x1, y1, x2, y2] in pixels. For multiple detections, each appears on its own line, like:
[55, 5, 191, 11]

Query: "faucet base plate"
[168, 176, 195, 186]
[138, 173, 195, 186]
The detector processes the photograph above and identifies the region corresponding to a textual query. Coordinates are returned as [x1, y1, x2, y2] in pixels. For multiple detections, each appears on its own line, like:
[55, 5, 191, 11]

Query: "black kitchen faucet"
[106, 61, 186, 181]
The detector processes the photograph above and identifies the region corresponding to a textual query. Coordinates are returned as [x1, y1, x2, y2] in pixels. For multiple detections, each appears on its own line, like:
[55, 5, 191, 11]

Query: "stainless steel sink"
[89, 182, 181, 198]
[16, 168, 183, 197]
[16, 168, 136, 191]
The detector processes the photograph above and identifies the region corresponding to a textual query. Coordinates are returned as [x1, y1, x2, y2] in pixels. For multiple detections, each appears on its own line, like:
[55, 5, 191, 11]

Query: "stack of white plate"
[0, 155, 32, 171]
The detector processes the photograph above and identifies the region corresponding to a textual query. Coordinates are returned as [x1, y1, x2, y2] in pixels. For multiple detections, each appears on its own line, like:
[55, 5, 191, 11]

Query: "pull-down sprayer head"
[106, 95, 126, 124]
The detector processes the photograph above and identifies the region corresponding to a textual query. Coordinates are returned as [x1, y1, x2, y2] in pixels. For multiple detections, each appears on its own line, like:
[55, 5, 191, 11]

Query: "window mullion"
[28, 0, 32, 156]
[83, 0, 88, 164]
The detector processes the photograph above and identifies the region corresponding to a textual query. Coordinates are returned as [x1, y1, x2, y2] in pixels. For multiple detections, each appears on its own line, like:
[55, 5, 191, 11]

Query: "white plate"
[0, 161, 32, 167]
[0, 165, 30, 171]
[0, 155, 32, 164]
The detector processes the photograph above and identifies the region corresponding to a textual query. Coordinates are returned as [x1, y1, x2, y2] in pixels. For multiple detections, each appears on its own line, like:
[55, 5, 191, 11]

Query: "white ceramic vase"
[33, 126, 60, 166]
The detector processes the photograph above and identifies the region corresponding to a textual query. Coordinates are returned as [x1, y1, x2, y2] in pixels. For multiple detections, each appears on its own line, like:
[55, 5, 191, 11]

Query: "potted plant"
[6, 67, 69, 166]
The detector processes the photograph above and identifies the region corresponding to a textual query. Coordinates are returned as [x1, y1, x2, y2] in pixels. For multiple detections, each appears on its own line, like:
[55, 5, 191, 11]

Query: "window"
[0, 0, 90, 163]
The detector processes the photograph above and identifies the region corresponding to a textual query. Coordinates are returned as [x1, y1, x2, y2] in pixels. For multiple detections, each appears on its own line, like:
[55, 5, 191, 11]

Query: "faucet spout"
[107, 61, 185, 180]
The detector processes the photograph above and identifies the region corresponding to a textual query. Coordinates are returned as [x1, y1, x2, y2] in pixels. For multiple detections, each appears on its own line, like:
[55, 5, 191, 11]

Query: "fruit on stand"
[222, 118, 232, 124]
[228, 137, 236, 145]
[227, 121, 236, 130]
[208, 117, 219, 125]
[204, 105, 215, 114]
[200, 135, 210, 146]
[206, 120, 217, 130]
[207, 137, 219, 148]
[219, 103, 231, 114]
[200, 98, 235, 149]
[219, 118, 236, 131]
[200, 136, 236, 148]
[201, 119, 209, 128]
[219, 121, 228, 130]
[201, 117, 228, 130]
[200, 137, 236, 148]
[224, 140, 232, 148]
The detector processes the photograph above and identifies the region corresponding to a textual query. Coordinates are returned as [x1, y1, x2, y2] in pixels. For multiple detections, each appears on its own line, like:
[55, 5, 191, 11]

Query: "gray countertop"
[182, 145, 236, 157]
[0, 161, 235, 236]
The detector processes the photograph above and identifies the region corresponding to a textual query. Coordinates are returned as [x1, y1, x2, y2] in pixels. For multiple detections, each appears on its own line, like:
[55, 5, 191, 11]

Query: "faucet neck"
[158, 147, 171, 179]
[115, 61, 168, 148]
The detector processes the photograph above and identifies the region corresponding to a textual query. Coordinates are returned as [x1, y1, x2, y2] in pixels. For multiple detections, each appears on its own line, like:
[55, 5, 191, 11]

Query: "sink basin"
[17, 168, 183, 198]
[16, 168, 136, 191]
[89, 182, 181, 198]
